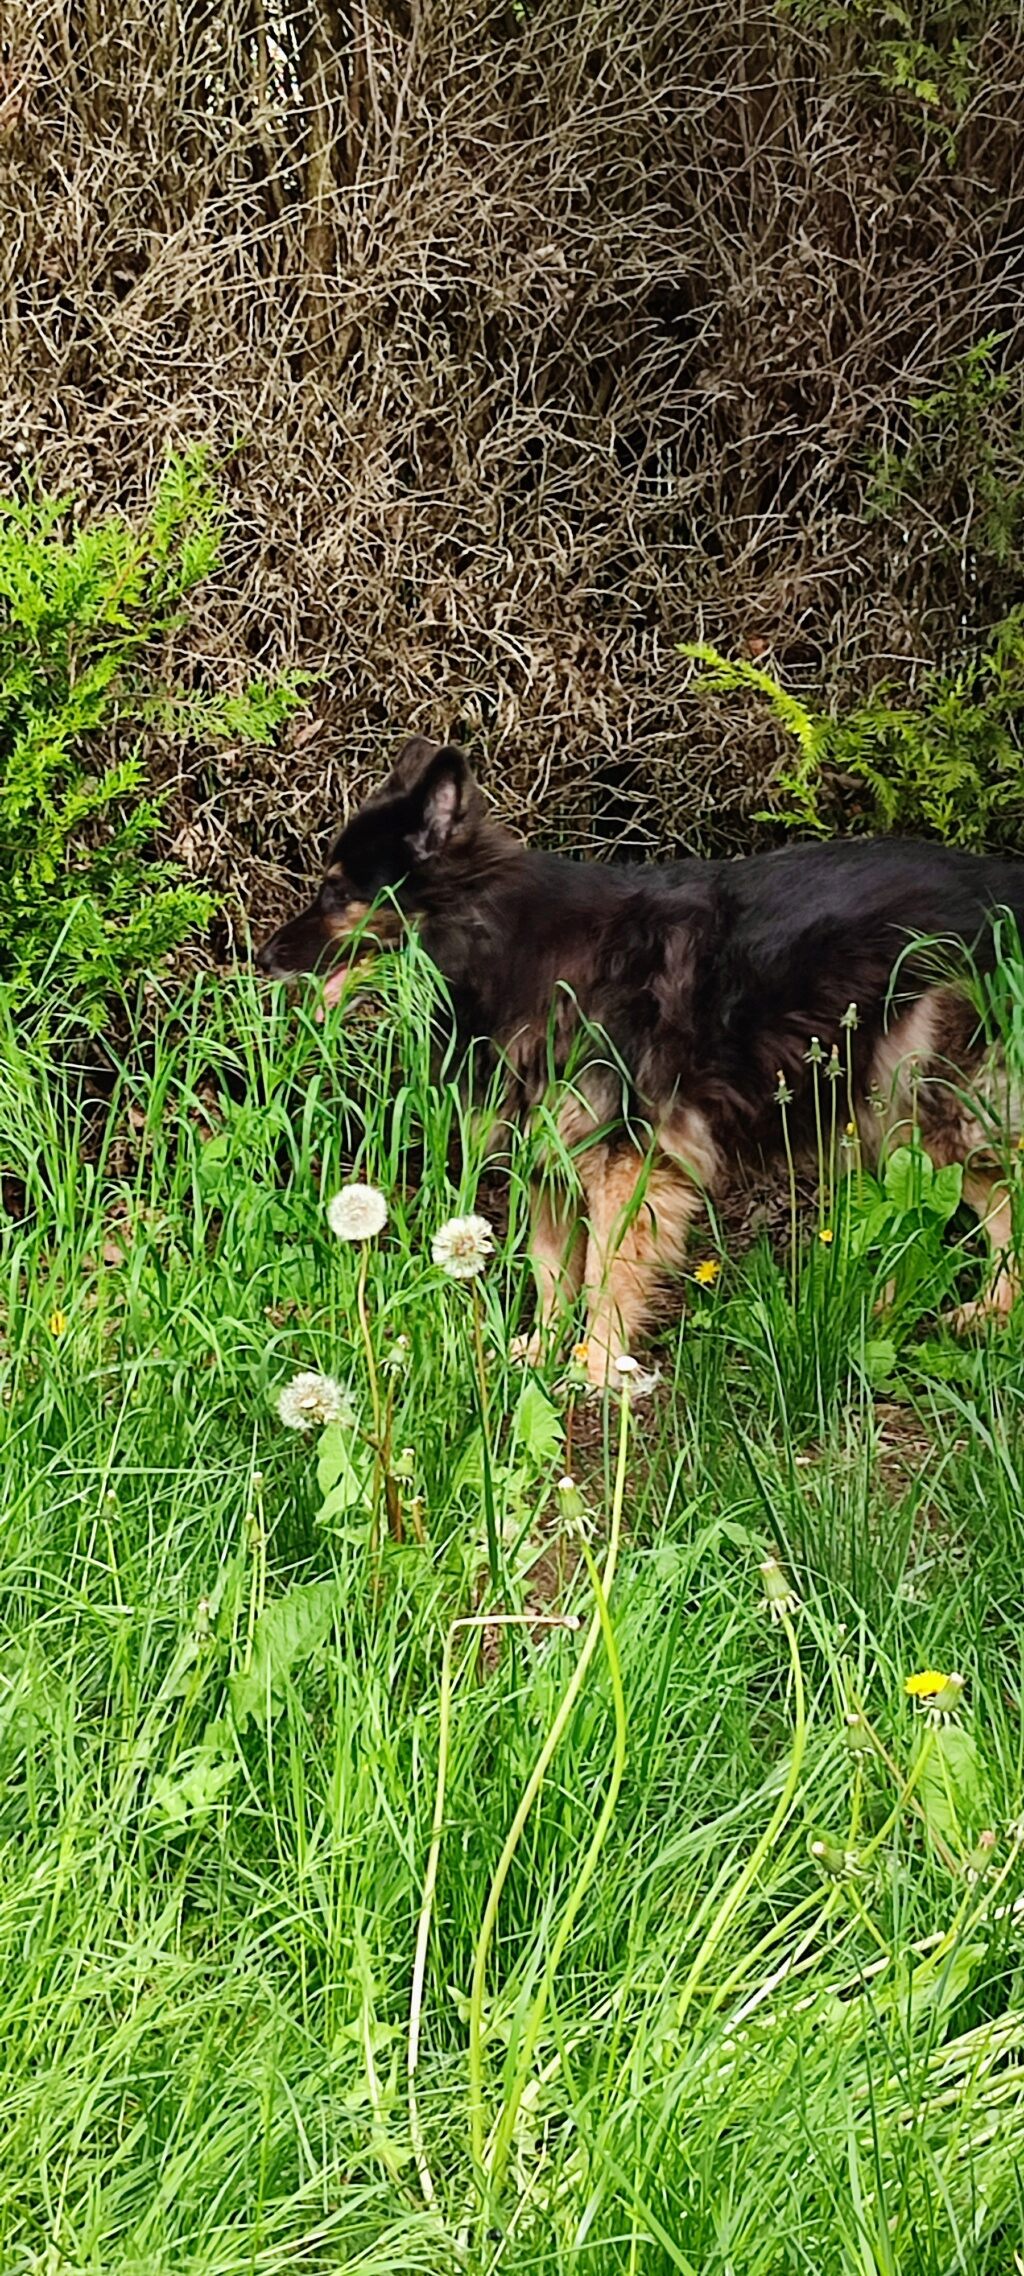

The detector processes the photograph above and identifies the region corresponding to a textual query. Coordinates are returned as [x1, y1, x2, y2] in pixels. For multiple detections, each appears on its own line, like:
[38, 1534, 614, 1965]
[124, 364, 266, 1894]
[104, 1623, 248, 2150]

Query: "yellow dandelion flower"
[845, 1121, 857, 1138]
[904, 1668, 948, 1698]
[572, 1341, 590, 1366]
[693, 1258, 721, 1287]
[818, 1227, 834, 1246]
[49, 1310, 67, 1338]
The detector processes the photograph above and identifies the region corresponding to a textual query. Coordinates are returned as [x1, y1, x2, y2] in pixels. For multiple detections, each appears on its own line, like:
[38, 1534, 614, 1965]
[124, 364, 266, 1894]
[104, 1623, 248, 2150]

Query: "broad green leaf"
[149, 1739, 237, 1828]
[930, 1161, 964, 1221]
[859, 1335, 898, 1387]
[884, 1145, 933, 1215]
[511, 1378, 564, 1465]
[915, 1722, 988, 1852]
[229, 1580, 340, 1726]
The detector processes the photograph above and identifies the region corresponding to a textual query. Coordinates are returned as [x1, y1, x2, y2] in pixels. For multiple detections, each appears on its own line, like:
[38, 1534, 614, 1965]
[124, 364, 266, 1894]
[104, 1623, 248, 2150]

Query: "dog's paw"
[944, 1294, 1011, 1335]
[584, 1351, 661, 1399]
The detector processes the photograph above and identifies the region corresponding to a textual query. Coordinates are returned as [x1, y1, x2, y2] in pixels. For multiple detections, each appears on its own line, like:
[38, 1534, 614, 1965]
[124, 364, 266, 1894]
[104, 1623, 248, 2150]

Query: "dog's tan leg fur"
[947, 1169, 1019, 1331]
[512, 1181, 586, 1364]
[579, 1147, 703, 1387]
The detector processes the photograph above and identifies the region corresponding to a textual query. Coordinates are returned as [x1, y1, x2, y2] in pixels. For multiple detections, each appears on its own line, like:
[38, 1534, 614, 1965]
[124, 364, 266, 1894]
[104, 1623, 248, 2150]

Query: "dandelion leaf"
[229, 1579, 341, 1726]
[915, 1722, 988, 1852]
[512, 1379, 564, 1465]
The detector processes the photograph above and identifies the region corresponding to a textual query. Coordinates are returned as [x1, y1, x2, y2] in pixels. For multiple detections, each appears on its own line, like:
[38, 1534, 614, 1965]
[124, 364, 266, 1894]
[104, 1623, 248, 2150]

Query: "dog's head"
[256, 736, 490, 1000]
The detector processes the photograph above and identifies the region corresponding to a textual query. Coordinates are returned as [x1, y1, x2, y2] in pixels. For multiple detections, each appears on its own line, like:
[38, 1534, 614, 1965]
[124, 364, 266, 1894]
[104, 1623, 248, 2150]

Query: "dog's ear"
[404, 746, 477, 860]
[389, 734, 443, 791]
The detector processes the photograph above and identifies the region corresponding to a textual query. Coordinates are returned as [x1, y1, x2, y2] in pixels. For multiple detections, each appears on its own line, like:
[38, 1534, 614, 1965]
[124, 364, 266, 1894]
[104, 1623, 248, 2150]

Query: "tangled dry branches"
[2, 0, 1024, 936]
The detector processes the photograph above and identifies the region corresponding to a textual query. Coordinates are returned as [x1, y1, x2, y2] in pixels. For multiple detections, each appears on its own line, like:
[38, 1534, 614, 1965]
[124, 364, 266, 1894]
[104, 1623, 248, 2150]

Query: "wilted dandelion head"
[431, 1213, 495, 1279]
[276, 1371, 353, 1432]
[327, 1184, 389, 1243]
[613, 1354, 661, 1398]
[760, 1554, 802, 1621]
[49, 1309, 68, 1338]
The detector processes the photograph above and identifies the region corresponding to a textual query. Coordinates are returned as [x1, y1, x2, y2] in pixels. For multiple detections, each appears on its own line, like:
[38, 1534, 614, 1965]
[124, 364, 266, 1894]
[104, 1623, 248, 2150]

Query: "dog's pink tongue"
[314, 963, 349, 1023]
[322, 963, 349, 1007]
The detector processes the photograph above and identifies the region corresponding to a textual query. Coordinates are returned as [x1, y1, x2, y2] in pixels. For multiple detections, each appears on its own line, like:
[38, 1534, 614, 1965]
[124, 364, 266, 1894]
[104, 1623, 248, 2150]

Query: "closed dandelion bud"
[557, 1475, 586, 1526]
[825, 1045, 841, 1082]
[844, 1711, 873, 1755]
[840, 1003, 859, 1030]
[195, 1596, 211, 1642]
[809, 1836, 862, 1880]
[964, 1829, 997, 1884]
[774, 1071, 793, 1105]
[759, 1555, 801, 1620]
[805, 1035, 824, 1066]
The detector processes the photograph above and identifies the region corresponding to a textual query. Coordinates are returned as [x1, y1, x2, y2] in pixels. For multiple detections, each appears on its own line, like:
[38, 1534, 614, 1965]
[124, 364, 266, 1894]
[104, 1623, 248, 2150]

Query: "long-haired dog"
[258, 735, 1024, 1384]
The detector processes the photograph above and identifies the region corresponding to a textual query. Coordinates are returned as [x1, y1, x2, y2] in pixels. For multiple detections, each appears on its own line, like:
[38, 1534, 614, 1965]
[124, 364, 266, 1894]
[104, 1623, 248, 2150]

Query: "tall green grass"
[2, 952, 1024, 2272]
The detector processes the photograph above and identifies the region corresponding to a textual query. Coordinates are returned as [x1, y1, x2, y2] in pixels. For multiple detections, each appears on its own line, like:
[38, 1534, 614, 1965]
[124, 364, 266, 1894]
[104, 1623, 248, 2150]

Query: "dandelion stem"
[777, 1081, 799, 1308]
[355, 1246, 387, 1563]
[470, 1285, 501, 1595]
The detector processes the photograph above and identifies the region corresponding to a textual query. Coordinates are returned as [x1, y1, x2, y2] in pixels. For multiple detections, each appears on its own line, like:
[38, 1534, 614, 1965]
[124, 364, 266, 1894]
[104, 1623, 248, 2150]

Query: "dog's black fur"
[259, 736, 1024, 1379]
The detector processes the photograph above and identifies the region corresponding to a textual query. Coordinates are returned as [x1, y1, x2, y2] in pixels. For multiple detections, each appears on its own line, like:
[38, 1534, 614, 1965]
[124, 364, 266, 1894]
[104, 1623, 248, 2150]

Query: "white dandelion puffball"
[327, 1184, 389, 1242]
[431, 1213, 495, 1280]
[276, 1372, 352, 1432]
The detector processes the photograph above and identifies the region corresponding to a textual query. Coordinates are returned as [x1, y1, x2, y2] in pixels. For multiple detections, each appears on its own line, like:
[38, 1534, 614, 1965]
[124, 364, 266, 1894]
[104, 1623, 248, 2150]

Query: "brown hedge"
[2, 0, 1024, 937]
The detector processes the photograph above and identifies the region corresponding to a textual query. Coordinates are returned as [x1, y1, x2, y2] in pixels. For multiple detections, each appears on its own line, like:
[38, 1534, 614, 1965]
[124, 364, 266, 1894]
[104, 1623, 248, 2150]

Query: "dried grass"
[2, 0, 1024, 935]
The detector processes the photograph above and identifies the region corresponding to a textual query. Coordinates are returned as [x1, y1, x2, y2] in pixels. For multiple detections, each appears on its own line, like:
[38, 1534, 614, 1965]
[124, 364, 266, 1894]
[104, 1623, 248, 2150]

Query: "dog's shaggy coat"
[259, 737, 1024, 1381]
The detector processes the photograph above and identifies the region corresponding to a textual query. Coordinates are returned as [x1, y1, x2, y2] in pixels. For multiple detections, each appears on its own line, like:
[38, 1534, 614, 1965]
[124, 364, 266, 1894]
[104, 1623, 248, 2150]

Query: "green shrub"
[684, 610, 1024, 847]
[0, 447, 305, 1020]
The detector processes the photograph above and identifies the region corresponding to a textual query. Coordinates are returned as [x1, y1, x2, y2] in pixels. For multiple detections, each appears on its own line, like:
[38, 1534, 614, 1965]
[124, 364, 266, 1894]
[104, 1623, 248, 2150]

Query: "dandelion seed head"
[276, 1371, 353, 1432]
[327, 1184, 389, 1242]
[431, 1213, 495, 1279]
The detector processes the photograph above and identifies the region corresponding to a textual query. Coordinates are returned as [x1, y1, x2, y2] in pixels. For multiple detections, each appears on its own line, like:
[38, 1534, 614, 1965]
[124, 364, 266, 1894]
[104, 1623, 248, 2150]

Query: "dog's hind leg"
[579, 1147, 701, 1389]
[946, 1167, 1019, 1331]
[511, 1180, 586, 1364]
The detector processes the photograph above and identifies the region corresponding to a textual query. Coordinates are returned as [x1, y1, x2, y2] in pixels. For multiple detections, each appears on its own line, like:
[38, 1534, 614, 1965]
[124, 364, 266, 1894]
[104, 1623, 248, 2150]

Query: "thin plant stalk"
[485, 1516, 628, 2202]
[467, 1380, 631, 2180]
[408, 1612, 580, 2214]
[470, 1284, 502, 1594]
[776, 1074, 799, 1307]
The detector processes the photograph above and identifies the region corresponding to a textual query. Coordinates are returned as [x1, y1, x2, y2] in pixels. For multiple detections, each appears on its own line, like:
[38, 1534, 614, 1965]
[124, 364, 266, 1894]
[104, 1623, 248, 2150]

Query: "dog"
[258, 734, 1024, 1384]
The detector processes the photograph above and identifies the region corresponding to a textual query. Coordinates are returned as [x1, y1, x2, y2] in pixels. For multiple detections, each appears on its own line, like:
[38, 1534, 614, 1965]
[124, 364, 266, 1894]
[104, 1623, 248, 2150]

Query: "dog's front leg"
[511, 1179, 587, 1364]
[580, 1148, 700, 1388]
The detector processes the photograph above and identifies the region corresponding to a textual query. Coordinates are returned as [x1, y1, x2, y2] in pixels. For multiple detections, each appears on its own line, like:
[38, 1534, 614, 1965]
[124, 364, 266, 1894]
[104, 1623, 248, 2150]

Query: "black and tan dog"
[258, 734, 1024, 1383]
